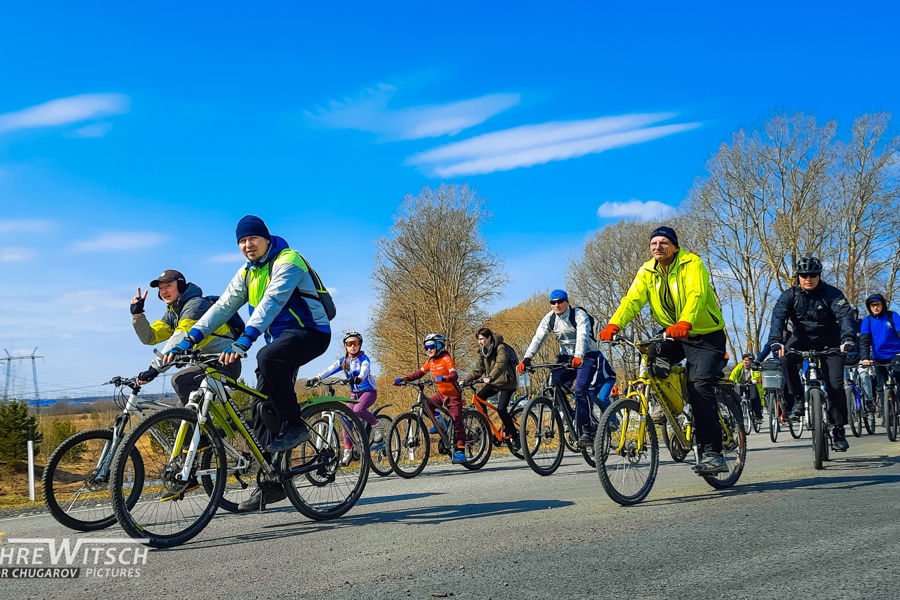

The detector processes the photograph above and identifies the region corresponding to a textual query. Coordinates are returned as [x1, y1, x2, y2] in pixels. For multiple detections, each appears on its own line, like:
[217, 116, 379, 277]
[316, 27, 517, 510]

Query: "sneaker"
[578, 430, 596, 448]
[693, 452, 728, 475]
[372, 430, 384, 444]
[865, 401, 877, 413]
[341, 448, 354, 466]
[237, 482, 287, 512]
[789, 405, 805, 421]
[267, 422, 310, 453]
[509, 436, 521, 452]
[160, 476, 200, 502]
[832, 428, 849, 452]
[451, 449, 467, 464]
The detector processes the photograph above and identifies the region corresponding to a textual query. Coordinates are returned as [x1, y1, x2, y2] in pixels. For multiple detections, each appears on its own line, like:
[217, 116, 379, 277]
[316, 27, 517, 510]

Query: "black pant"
[737, 383, 763, 419]
[872, 354, 900, 398]
[171, 361, 242, 405]
[253, 328, 331, 447]
[781, 337, 848, 428]
[475, 383, 518, 436]
[656, 329, 726, 452]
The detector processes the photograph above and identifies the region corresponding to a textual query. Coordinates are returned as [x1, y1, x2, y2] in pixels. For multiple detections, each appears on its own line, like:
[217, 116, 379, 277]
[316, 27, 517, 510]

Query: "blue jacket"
[860, 312, 900, 361]
[315, 352, 377, 394]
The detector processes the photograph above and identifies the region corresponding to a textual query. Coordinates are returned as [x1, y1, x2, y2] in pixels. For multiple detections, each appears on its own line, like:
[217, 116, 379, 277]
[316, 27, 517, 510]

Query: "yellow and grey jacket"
[132, 282, 236, 369]
[610, 249, 724, 335]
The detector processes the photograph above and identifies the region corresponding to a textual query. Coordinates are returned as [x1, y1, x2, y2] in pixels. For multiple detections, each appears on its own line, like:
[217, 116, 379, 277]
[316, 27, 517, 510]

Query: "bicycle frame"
[463, 382, 515, 445]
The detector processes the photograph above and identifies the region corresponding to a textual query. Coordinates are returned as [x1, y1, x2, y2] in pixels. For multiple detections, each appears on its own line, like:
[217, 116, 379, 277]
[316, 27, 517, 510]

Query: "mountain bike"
[874, 360, 900, 442]
[386, 380, 490, 478]
[109, 351, 369, 547]
[517, 363, 598, 476]
[595, 334, 746, 506]
[760, 358, 785, 443]
[844, 366, 875, 437]
[738, 383, 760, 434]
[784, 348, 845, 470]
[42, 376, 173, 531]
[460, 381, 528, 460]
[306, 377, 394, 476]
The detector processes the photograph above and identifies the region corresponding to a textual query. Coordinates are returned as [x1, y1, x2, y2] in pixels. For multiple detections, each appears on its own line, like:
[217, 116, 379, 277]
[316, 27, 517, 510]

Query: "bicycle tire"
[561, 402, 580, 454]
[661, 418, 689, 462]
[789, 406, 804, 439]
[741, 400, 752, 436]
[595, 398, 659, 505]
[886, 389, 897, 442]
[505, 405, 526, 459]
[810, 389, 826, 470]
[519, 396, 565, 476]
[703, 386, 747, 489]
[369, 415, 394, 476]
[846, 387, 862, 438]
[768, 390, 780, 443]
[284, 401, 369, 521]
[387, 412, 430, 479]
[43, 428, 143, 532]
[460, 409, 492, 470]
[200, 429, 260, 513]
[864, 397, 877, 435]
[110, 407, 226, 548]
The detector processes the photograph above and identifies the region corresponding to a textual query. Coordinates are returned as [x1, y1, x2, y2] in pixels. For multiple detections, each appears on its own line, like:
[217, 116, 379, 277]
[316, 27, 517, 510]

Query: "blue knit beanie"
[235, 215, 271, 243]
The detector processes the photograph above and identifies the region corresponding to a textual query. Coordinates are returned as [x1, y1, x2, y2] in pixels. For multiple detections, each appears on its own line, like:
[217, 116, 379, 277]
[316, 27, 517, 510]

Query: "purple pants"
[344, 389, 379, 448]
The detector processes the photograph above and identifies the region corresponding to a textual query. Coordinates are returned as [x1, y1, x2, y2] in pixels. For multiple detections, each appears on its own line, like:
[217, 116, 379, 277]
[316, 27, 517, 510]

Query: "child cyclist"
[394, 333, 467, 464]
[308, 331, 380, 466]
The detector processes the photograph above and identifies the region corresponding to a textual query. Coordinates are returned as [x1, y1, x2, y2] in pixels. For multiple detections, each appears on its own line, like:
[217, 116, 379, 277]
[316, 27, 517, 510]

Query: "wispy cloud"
[408, 113, 701, 176]
[0, 93, 130, 133]
[72, 232, 168, 252]
[66, 122, 114, 139]
[208, 252, 245, 264]
[0, 247, 37, 262]
[0, 219, 57, 234]
[305, 84, 520, 141]
[598, 200, 677, 221]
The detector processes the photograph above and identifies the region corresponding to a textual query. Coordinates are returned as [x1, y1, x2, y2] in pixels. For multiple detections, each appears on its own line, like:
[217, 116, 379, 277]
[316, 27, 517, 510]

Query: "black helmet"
[342, 331, 363, 345]
[423, 332, 447, 352]
[796, 256, 823, 276]
[865, 294, 889, 316]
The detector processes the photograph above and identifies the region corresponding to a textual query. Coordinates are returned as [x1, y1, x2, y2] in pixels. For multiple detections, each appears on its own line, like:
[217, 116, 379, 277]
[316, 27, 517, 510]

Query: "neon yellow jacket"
[610, 249, 725, 335]
[729, 363, 763, 397]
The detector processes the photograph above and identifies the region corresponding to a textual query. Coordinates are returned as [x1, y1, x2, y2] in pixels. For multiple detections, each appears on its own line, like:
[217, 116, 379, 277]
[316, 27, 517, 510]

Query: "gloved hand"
[130, 287, 148, 315]
[665, 321, 692, 340]
[351, 376, 362, 385]
[840, 341, 855, 353]
[223, 338, 250, 359]
[517, 357, 532, 374]
[599, 323, 620, 342]
[435, 376, 446, 382]
[166, 338, 194, 357]
[305, 377, 319, 388]
[137, 367, 159, 383]
[770, 342, 784, 357]
[393, 377, 405, 386]
[571, 357, 583, 369]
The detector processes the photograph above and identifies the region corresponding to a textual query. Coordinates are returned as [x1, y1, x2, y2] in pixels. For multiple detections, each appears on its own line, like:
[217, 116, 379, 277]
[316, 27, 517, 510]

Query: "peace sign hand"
[131, 287, 148, 315]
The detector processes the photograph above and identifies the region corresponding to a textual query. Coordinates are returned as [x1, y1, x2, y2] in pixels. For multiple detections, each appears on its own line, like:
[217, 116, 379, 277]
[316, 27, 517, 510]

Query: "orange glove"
[517, 357, 531, 374]
[599, 323, 620, 341]
[571, 357, 583, 369]
[665, 321, 692, 340]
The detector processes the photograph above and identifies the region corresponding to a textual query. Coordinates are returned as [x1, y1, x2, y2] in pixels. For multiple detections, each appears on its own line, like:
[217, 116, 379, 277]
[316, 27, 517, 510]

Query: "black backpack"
[205, 295, 246, 339]
[548, 306, 597, 341]
[296, 254, 336, 321]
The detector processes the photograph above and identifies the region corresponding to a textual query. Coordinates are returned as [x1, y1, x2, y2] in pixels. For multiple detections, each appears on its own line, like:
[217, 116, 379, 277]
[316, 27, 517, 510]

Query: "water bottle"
[434, 412, 447, 431]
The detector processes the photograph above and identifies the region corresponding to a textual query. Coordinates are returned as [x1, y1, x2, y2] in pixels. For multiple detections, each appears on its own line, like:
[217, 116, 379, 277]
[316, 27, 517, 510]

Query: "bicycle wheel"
[561, 403, 580, 453]
[595, 398, 659, 505]
[519, 396, 565, 476]
[43, 428, 143, 532]
[460, 409, 492, 470]
[387, 412, 430, 479]
[886, 389, 897, 442]
[863, 399, 877, 435]
[846, 387, 862, 438]
[809, 390, 826, 469]
[789, 404, 805, 439]
[505, 405, 527, 459]
[768, 390, 780, 443]
[369, 415, 394, 476]
[703, 386, 747, 489]
[284, 401, 369, 520]
[663, 416, 690, 463]
[110, 407, 226, 548]
[741, 400, 752, 436]
[201, 430, 260, 512]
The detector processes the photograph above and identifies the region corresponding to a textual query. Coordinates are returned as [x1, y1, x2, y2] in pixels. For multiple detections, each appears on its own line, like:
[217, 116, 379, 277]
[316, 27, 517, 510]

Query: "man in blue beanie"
[166, 214, 332, 511]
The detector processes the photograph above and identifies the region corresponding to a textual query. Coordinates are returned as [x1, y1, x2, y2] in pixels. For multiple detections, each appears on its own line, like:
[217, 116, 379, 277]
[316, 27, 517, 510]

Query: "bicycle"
[784, 348, 846, 469]
[845, 366, 876, 438]
[595, 333, 746, 506]
[760, 358, 786, 443]
[386, 380, 491, 478]
[517, 362, 599, 476]
[873, 360, 900, 442]
[42, 376, 174, 531]
[738, 382, 761, 435]
[461, 381, 528, 460]
[108, 351, 369, 547]
[306, 377, 394, 476]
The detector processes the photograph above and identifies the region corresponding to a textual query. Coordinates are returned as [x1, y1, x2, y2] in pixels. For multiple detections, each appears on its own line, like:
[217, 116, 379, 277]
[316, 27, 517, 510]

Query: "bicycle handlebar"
[525, 362, 571, 373]
[396, 379, 435, 389]
[782, 347, 844, 358]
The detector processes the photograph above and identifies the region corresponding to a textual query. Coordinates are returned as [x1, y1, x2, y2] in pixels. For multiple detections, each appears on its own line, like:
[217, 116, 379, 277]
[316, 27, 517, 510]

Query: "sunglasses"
[345, 341, 360, 347]
[424, 343, 437, 350]
[549, 299, 566, 305]
[798, 273, 820, 279]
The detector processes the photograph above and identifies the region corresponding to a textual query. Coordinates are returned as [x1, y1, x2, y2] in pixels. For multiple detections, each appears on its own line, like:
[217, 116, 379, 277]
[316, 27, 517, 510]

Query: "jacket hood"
[866, 293, 889, 316]
[480, 334, 504, 357]
[170, 282, 202, 312]
[248, 235, 289, 269]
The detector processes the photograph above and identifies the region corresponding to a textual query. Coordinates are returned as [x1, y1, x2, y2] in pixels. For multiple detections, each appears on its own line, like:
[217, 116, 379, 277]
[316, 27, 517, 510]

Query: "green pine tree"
[0, 401, 43, 461]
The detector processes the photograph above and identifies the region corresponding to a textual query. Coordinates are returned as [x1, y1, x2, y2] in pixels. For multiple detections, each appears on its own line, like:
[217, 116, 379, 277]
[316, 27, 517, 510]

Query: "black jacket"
[767, 282, 856, 346]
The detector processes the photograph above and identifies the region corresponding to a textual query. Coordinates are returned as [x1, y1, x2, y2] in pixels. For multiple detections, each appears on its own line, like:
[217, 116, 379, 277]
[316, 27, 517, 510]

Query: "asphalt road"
[4, 423, 900, 600]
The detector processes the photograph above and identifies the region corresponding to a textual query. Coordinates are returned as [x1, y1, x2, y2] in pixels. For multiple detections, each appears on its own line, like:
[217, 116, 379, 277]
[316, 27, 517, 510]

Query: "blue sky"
[1, 2, 898, 399]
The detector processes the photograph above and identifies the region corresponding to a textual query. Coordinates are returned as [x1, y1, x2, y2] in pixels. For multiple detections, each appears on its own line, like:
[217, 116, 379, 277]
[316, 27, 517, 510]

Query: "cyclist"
[517, 289, 604, 448]
[165, 215, 332, 511]
[394, 333, 467, 464]
[308, 331, 380, 466]
[860, 293, 900, 412]
[598, 226, 728, 475]
[130, 269, 241, 403]
[729, 352, 763, 425]
[767, 256, 855, 452]
[462, 327, 520, 451]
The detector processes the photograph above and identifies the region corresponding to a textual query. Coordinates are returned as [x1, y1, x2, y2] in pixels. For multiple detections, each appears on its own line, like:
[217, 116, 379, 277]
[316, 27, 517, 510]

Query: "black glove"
[138, 367, 159, 383]
[351, 376, 362, 384]
[305, 377, 319, 388]
[522, 357, 531, 369]
[130, 297, 145, 315]
[770, 343, 784, 354]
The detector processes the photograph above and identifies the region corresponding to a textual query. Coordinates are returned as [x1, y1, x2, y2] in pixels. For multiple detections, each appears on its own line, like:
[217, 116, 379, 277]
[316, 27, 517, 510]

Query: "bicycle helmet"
[795, 256, 823, 276]
[423, 332, 447, 352]
[342, 331, 363, 346]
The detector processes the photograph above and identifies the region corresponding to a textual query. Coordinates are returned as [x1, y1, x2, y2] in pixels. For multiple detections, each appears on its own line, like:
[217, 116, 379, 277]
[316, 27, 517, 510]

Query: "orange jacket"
[405, 351, 459, 397]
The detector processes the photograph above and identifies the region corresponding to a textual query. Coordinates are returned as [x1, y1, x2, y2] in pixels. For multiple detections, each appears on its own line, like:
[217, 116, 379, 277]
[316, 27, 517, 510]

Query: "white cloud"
[0, 219, 57, 234]
[66, 122, 113, 138]
[0, 93, 130, 133]
[305, 84, 520, 140]
[208, 252, 245, 264]
[0, 247, 37, 262]
[72, 232, 169, 252]
[408, 113, 701, 176]
[598, 200, 677, 221]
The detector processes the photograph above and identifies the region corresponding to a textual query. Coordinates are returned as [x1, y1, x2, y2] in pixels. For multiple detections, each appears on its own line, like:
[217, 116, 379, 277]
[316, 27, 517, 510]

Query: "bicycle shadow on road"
[339, 498, 574, 527]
